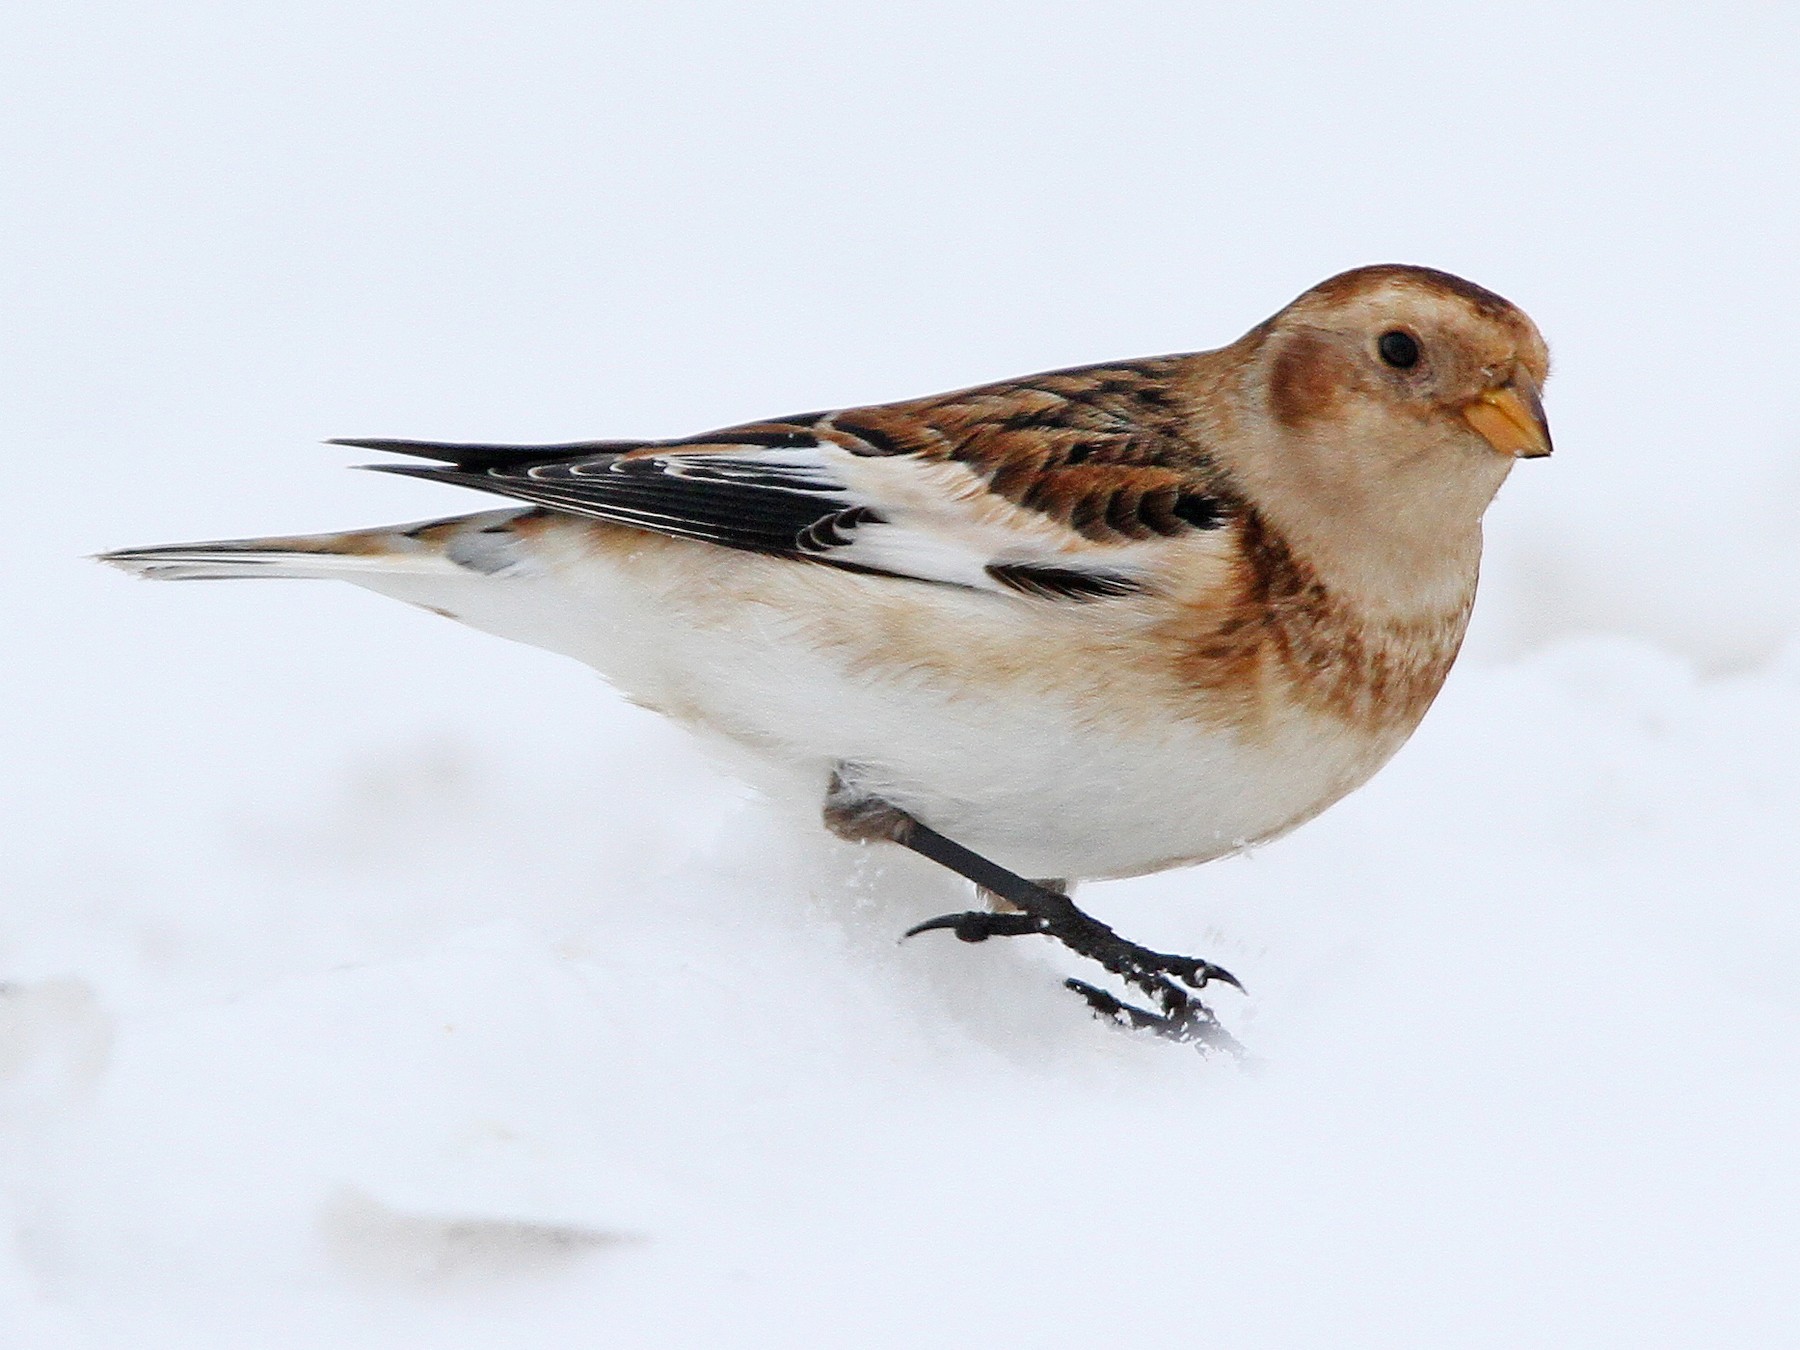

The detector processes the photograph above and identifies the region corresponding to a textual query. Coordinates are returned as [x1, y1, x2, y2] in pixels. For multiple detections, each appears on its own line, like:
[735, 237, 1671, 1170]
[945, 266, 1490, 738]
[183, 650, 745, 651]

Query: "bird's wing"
[341, 356, 1235, 600]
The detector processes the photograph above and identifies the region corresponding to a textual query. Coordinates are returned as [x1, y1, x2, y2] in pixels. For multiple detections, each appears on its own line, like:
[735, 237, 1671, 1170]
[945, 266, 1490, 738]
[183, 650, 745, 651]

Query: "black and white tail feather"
[100, 429, 1192, 602]
[98, 508, 532, 583]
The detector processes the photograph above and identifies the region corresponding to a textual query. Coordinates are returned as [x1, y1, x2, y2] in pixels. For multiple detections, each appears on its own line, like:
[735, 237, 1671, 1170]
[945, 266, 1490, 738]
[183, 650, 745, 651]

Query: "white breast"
[358, 522, 1405, 882]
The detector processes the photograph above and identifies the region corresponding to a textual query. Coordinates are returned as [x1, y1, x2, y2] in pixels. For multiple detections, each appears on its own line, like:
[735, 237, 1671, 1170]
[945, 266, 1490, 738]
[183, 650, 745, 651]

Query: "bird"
[101, 263, 1552, 1047]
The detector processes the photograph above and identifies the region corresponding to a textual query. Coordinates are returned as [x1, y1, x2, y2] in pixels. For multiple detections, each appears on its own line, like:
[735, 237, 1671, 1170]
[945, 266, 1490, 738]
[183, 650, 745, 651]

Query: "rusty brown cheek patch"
[1267, 334, 1351, 430]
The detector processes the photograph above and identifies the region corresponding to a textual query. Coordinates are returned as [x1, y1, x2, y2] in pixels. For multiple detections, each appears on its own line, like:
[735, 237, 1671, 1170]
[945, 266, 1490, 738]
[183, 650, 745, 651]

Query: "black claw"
[904, 910, 1046, 943]
[1171, 958, 1244, 993]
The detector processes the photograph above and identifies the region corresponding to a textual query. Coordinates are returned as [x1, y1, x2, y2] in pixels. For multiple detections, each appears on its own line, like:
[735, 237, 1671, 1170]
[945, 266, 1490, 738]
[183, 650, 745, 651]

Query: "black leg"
[979, 878, 1064, 915]
[824, 773, 1244, 1053]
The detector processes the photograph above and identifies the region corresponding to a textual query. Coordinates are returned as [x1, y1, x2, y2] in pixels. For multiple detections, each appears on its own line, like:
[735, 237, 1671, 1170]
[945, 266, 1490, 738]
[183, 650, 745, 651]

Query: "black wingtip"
[327, 437, 424, 451]
[327, 437, 641, 472]
[355, 461, 478, 482]
[327, 436, 508, 465]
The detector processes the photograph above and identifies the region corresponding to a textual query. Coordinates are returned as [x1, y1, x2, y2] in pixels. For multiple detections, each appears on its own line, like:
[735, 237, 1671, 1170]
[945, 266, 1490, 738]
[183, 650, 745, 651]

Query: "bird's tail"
[97, 509, 531, 582]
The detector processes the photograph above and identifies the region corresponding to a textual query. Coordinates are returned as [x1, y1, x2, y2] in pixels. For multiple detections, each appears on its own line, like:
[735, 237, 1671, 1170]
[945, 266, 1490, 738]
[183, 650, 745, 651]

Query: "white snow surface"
[5, 3, 1800, 1344]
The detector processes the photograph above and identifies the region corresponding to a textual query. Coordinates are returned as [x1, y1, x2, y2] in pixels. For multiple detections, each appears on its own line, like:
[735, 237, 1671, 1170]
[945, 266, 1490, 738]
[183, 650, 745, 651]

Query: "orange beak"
[1463, 376, 1552, 459]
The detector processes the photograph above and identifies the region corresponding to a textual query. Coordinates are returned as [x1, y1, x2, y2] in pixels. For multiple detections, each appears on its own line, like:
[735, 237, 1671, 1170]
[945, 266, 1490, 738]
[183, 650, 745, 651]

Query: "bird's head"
[1218, 264, 1552, 608]
[1252, 262, 1548, 471]
[1259, 263, 1551, 463]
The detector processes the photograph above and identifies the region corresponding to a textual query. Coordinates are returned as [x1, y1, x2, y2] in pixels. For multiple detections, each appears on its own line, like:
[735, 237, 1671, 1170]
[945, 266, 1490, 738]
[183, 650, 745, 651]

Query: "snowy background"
[5, 2, 1799, 1344]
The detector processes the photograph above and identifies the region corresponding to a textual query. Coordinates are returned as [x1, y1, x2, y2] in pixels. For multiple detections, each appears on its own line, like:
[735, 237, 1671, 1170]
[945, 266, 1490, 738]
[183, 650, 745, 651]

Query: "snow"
[5, 3, 1800, 1344]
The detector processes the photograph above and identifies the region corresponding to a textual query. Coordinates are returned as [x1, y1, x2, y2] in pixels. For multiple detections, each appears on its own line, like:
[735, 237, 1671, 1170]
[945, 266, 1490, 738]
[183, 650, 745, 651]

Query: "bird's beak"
[1462, 376, 1553, 459]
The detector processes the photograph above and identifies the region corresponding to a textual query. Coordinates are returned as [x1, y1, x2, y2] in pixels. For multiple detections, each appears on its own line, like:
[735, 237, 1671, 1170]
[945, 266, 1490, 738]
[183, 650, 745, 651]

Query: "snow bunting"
[102, 264, 1552, 1045]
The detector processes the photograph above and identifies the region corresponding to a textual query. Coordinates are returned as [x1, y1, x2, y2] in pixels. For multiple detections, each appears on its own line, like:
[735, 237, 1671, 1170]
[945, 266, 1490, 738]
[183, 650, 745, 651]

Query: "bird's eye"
[1378, 330, 1421, 369]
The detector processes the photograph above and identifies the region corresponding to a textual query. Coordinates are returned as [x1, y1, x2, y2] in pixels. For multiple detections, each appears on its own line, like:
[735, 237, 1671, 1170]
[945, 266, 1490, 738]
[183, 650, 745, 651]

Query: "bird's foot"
[905, 889, 1244, 1054]
[1063, 979, 1240, 1051]
[828, 780, 1245, 1053]
[904, 910, 1046, 943]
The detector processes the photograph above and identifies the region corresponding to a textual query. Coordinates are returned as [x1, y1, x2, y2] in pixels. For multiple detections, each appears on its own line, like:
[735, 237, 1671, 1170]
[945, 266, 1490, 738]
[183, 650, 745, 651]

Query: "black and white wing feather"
[365, 441, 861, 555]
[338, 360, 1235, 600]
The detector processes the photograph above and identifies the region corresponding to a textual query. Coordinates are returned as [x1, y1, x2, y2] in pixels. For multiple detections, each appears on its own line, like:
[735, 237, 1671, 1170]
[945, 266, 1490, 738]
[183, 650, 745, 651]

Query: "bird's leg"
[979, 880, 1063, 915]
[823, 773, 1243, 1051]
[897, 821, 1244, 1049]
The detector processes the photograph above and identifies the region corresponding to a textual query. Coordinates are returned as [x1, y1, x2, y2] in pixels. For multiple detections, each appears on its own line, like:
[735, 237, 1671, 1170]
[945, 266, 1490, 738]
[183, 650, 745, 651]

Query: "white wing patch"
[369, 439, 1178, 600]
